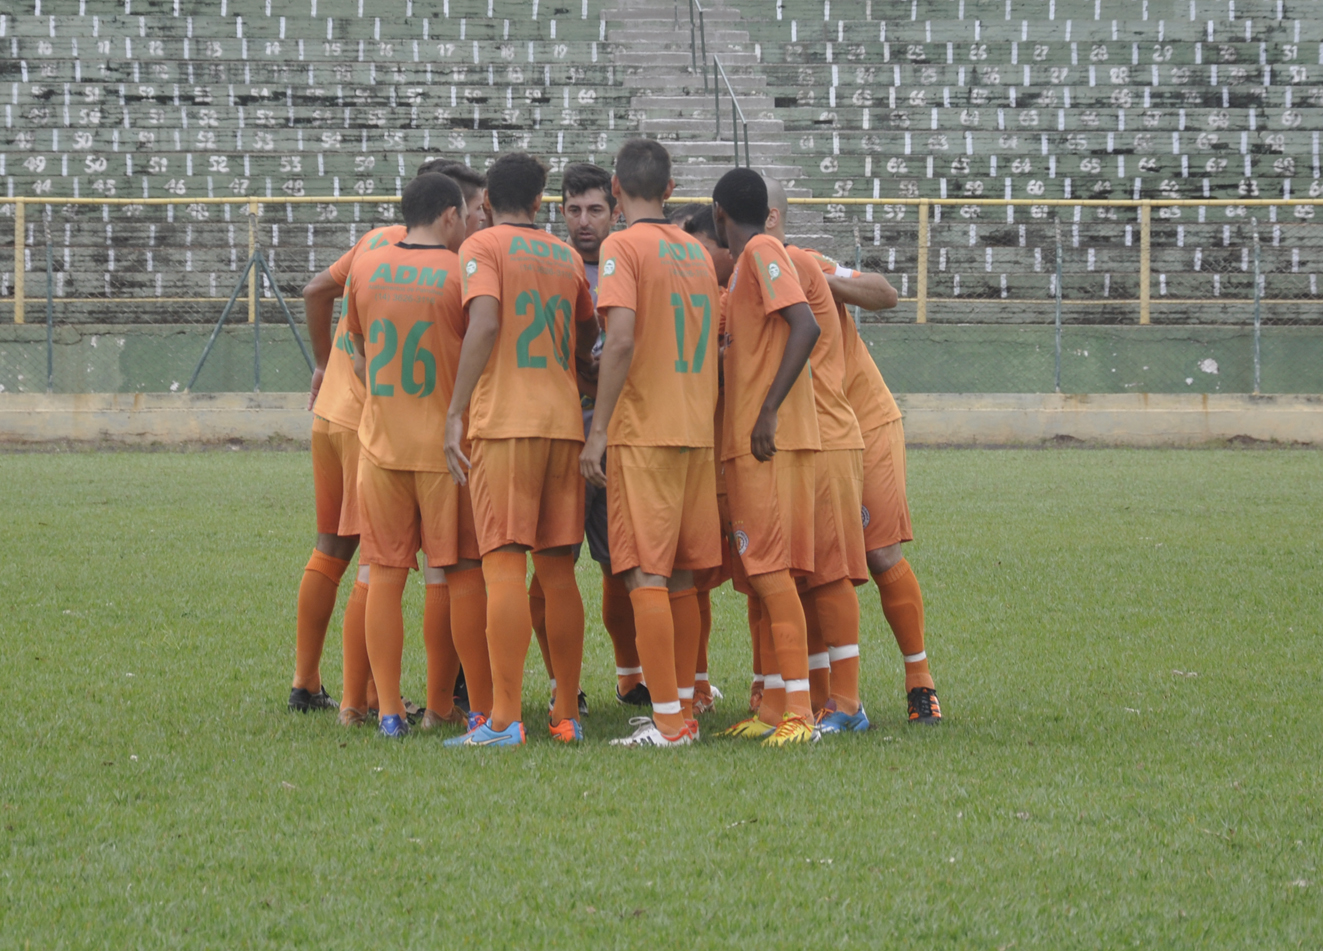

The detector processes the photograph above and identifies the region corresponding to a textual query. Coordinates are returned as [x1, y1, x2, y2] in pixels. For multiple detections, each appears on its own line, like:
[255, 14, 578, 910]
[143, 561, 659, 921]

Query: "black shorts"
[582, 470, 611, 566]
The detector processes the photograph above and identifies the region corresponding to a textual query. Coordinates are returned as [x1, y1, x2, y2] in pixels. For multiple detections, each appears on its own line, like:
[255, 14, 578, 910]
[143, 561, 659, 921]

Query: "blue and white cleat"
[816, 705, 871, 735]
[378, 714, 410, 738]
[443, 719, 526, 748]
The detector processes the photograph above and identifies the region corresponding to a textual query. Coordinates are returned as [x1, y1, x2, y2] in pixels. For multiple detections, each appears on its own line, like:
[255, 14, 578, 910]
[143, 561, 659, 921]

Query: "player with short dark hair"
[581, 139, 722, 747]
[711, 168, 823, 746]
[443, 153, 598, 747]
[343, 173, 471, 738]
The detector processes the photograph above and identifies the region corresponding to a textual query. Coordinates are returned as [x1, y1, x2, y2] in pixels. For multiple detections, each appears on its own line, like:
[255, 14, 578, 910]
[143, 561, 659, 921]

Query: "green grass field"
[2, 447, 1320, 948]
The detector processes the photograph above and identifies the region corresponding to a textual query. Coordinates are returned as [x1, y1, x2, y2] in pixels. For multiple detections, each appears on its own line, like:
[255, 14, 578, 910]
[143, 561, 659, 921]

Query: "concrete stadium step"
[615, 50, 759, 67]
[641, 117, 784, 134]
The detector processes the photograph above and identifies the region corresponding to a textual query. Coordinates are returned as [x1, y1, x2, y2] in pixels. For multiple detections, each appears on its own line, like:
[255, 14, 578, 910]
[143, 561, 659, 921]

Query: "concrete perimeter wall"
[2, 392, 1318, 448]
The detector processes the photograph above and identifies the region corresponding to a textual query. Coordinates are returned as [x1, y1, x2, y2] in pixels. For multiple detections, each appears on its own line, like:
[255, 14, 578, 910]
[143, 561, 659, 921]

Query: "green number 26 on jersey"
[367, 319, 436, 398]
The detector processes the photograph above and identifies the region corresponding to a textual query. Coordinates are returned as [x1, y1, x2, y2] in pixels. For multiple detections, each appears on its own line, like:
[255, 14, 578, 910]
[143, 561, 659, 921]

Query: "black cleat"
[289, 686, 339, 713]
[907, 686, 942, 725]
[453, 670, 470, 714]
[615, 683, 652, 707]
[578, 689, 590, 717]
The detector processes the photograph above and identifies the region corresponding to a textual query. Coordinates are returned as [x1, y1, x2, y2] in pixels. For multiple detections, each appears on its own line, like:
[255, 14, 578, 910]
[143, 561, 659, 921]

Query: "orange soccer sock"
[669, 588, 701, 720]
[630, 586, 685, 737]
[602, 572, 643, 694]
[363, 565, 409, 720]
[294, 550, 350, 691]
[528, 573, 556, 684]
[341, 579, 371, 714]
[802, 589, 831, 713]
[448, 566, 493, 717]
[875, 559, 934, 691]
[813, 578, 862, 715]
[531, 553, 584, 726]
[483, 551, 532, 730]
[424, 582, 460, 717]
[747, 595, 764, 680]
[750, 570, 812, 719]
[754, 597, 785, 724]
[695, 588, 712, 684]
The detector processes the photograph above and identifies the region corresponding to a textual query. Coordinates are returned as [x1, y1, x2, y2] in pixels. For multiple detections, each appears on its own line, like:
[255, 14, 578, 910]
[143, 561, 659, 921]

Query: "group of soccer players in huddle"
[286, 138, 942, 746]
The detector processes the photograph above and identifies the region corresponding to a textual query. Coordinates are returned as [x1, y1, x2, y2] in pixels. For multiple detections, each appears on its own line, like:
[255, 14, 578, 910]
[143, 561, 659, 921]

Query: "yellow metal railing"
[7, 194, 1323, 327]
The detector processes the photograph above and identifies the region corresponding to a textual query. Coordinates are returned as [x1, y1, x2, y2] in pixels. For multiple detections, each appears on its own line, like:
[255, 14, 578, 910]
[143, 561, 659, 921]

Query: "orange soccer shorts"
[860, 419, 914, 552]
[357, 455, 478, 570]
[468, 437, 585, 555]
[802, 448, 869, 589]
[693, 489, 733, 592]
[606, 445, 721, 578]
[312, 416, 361, 536]
[724, 449, 816, 579]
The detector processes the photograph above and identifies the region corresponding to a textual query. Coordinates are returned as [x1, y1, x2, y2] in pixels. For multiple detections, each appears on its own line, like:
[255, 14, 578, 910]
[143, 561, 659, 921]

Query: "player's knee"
[867, 543, 903, 575]
[316, 532, 359, 561]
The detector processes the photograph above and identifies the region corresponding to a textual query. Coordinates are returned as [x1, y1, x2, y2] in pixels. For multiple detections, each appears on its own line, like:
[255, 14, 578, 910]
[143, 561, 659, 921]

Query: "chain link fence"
[1, 195, 1321, 395]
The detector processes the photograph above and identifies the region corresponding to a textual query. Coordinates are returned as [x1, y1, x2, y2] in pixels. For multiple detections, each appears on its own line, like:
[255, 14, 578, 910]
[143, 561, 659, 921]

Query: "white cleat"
[609, 716, 694, 748]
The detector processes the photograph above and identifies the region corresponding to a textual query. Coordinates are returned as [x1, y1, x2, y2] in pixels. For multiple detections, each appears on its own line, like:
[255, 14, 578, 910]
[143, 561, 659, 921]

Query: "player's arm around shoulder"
[818, 252, 899, 312]
[342, 261, 368, 384]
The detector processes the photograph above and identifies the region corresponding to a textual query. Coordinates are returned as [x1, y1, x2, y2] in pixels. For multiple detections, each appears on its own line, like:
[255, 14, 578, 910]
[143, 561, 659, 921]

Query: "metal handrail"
[688, 0, 709, 90]
[712, 55, 750, 168]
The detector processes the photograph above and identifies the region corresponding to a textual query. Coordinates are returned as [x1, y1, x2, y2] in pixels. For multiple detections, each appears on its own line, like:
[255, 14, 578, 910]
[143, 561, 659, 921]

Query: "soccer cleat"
[453, 669, 469, 714]
[907, 687, 943, 725]
[762, 713, 820, 747]
[816, 705, 871, 734]
[402, 697, 424, 724]
[548, 689, 591, 718]
[615, 683, 652, 707]
[685, 718, 701, 742]
[718, 716, 778, 740]
[338, 707, 368, 728]
[288, 685, 338, 713]
[443, 719, 526, 747]
[549, 718, 584, 743]
[748, 681, 764, 714]
[609, 717, 693, 748]
[465, 710, 490, 732]
[419, 706, 467, 731]
[693, 682, 724, 715]
[378, 714, 410, 738]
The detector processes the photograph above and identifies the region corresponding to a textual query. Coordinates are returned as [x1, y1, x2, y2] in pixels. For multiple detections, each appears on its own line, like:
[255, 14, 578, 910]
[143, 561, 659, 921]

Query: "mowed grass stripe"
[0, 449, 1319, 947]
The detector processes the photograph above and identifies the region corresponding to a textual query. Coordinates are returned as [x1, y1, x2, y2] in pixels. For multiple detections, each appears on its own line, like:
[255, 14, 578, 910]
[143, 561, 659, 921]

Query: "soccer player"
[297, 158, 490, 726]
[709, 168, 823, 746]
[443, 152, 598, 747]
[764, 176, 870, 734]
[803, 244, 943, 725]
[580, 138, 722, 748]
[528, 162, 640, 712]
[343, 172, 472, 738]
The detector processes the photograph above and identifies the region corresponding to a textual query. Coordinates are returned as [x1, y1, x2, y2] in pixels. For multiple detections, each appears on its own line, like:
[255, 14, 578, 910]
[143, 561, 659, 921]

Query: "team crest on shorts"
[734, 530, 750, 555]
[602, 258, 616, 276]
[861, 505, 871, 528]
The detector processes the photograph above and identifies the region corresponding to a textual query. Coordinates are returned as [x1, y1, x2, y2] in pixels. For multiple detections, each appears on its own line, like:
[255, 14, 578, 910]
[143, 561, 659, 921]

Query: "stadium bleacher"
[0, 0, 1319, 330]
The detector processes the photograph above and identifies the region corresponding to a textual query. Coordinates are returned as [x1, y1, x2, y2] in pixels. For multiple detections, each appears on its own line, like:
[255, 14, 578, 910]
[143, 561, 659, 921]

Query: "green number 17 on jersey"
[671, 292, 712, 374]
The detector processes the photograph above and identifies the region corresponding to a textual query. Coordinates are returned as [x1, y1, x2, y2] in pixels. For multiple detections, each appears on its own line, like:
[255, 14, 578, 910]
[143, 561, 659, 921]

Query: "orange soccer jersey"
[721, 233, 820, 461]
[803, 248, 903, 431]
[596, 220, 722, 577]
[786, 245, 864, 452]
[459, 224, 597, 442]
[314, 224, 407, 430]
[596, 221, 721, 449]
[344, 241, 466, 473]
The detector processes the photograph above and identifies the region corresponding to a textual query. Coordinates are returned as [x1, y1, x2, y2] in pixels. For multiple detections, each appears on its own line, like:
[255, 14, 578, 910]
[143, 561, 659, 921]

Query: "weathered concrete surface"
[0, 393, 1318, 447]
[895, 393, 1323, 446]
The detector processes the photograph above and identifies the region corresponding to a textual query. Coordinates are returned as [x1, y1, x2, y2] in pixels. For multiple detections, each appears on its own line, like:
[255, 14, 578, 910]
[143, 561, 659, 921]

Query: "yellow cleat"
[719, 716, 778, 739]
[761, 713, 821, 747]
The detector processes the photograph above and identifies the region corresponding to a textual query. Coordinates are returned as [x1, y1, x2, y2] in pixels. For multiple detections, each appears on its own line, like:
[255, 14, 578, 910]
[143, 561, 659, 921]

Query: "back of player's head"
[682, 205, 717, 240]
[416, 156, 450, 177]
[712, 168, 769, 227]
[667, 201, 706, 229]
[614, 138, 672, 202]
[401, 172, 465, 229]
[486, 152, 547, 214]
[562, 162, 616, 209]
[431, 161, 487, 203]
